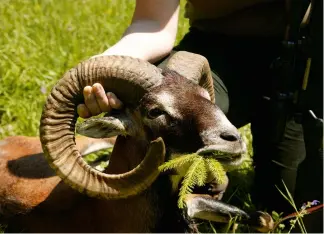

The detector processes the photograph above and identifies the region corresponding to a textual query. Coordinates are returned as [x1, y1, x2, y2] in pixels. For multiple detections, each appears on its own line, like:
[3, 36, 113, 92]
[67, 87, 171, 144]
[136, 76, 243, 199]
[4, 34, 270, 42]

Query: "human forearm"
[96, 0, 179, 63]
[98, 20, 176, 63]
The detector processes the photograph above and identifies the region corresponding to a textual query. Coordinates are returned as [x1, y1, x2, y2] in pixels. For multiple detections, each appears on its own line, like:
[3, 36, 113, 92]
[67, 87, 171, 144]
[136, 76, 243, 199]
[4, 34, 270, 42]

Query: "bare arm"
[78, 0, 180, 118]
[98, 0, 180, 63]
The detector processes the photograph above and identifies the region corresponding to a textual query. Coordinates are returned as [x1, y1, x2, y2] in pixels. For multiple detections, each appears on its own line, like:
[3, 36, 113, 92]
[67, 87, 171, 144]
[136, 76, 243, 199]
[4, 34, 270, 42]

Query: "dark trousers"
[292, 1, 324, 232]
[156, 27, 318, 216]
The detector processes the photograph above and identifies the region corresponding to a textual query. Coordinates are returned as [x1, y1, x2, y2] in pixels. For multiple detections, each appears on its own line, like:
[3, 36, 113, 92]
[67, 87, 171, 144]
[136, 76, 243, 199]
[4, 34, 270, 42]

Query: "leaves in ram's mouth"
[178, 157, 206, 208]
[205, 158, 227, 185]
[159, 153, 227, 209]
[158, 153, 200, 172]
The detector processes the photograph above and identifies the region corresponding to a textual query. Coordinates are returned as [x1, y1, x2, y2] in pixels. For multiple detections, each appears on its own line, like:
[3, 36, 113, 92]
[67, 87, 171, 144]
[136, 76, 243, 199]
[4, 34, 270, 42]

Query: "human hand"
[77, 83, 123, 118]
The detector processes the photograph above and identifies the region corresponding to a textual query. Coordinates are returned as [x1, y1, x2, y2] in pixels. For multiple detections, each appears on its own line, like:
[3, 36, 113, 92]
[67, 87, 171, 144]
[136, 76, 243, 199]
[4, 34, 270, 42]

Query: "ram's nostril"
[220, 132, 240, 142]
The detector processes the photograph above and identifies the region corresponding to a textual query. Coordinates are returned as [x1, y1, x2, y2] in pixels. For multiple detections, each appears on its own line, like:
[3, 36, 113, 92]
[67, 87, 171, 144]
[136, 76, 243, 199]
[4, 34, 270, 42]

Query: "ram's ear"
[76, 112, 134, 138]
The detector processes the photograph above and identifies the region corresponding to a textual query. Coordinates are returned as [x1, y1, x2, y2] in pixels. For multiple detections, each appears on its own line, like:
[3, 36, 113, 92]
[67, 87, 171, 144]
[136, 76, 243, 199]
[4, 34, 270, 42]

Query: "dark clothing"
[156, 27, 311, 214]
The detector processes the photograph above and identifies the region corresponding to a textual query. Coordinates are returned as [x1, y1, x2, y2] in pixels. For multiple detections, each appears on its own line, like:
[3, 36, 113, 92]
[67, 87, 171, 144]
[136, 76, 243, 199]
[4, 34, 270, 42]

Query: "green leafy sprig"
[159, 153, 227, 209]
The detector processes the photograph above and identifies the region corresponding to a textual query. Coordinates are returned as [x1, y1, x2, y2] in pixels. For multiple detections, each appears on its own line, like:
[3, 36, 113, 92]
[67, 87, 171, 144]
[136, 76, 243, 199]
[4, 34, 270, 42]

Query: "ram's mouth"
[196, 146, 245, 166]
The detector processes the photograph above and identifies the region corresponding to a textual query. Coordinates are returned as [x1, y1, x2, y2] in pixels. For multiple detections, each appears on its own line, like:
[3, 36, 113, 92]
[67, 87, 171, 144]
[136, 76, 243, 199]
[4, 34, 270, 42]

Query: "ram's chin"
[214, 153, 245, 168]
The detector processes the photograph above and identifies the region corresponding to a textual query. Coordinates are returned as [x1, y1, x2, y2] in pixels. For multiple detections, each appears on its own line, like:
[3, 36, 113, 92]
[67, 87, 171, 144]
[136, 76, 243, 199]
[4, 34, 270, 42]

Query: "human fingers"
[92, 83, 111, 113]
[83, 86, 101, 116]
[106, 92, 123, 109]
[77, 104, 91, 118]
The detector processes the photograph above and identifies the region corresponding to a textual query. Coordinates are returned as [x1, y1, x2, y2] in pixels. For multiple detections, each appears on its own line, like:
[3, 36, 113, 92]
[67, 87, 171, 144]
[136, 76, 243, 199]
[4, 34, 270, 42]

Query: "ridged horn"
[164, 51, 216, 103]
[40, 56, 165, 199]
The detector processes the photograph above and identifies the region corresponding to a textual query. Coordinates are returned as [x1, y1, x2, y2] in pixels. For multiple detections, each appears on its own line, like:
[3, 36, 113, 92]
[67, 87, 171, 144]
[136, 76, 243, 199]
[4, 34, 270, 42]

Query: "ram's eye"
[147, 108, 165, 119]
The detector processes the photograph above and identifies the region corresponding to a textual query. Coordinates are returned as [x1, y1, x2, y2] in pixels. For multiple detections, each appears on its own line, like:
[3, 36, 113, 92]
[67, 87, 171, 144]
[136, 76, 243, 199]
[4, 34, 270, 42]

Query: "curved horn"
[40, 56, 165, 199]
[164, 51, 215, 103]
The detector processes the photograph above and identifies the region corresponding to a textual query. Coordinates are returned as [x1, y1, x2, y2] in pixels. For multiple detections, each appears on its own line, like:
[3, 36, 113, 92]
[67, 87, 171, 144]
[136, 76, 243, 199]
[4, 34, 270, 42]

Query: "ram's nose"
[219, 131, 241, 142]
[197, 127, 246, 167]
[218, 129, 247, 155]
[199, 127, 246, 153]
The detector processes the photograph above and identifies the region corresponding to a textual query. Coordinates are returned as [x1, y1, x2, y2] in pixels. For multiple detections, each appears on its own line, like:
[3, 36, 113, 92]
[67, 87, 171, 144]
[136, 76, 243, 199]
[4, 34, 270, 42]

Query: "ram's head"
[40, 51, 246, 200]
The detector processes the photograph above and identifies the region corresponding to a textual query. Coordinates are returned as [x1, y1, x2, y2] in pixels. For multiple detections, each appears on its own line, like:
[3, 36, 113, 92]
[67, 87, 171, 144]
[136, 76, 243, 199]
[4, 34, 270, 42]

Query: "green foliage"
[159, 153, 227, 209]
[206, 158, 227, 185]
[83, 147, 113, 163]
[177, 157, 205, 208]
[275, 182, 308, 233]
[158, 153, 200, 172]
[83, 147, 113, 172]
